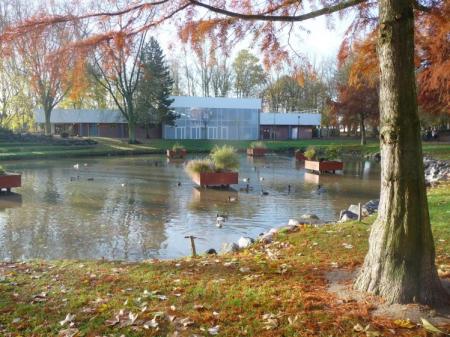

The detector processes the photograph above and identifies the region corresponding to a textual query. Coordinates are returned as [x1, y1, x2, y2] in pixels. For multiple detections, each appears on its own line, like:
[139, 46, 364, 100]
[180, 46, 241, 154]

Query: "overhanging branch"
[189, 0, 368, 22]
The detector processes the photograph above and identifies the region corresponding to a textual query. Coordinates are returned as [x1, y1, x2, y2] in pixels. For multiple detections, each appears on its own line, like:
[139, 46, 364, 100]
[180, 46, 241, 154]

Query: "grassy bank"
[0, 183, 448, 336]
[1, 137, 449, 161]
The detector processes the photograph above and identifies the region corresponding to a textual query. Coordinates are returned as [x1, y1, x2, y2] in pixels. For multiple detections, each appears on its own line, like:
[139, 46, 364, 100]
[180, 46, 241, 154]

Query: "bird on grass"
[228, 196, 237, 202]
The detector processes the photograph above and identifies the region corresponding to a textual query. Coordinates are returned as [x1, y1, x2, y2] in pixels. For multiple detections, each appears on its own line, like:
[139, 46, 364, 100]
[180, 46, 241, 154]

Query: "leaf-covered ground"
[0, 183, 449, 337]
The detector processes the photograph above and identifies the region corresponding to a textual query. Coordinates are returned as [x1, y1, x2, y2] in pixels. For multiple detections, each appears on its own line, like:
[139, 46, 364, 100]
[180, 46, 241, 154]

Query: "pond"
[0, 154, 380, 261]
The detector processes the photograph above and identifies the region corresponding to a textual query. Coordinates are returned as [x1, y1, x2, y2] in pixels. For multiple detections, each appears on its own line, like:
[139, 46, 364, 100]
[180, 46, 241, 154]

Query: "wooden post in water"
[184, 236, 197, 257]
[358, 203, 362, 222]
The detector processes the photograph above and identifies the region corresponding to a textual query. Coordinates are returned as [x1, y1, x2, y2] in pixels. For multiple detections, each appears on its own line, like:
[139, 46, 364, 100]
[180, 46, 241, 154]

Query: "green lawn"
[0, 137, 449, 160]
[0, 183, 448, 336]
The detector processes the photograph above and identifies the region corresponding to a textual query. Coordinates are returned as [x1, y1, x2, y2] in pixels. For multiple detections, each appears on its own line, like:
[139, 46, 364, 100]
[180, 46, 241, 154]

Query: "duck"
[261, 187, 269, 196]
[259, 177, 264, 182]
[242, 177, 250, 183]
[216, 218, 224, 228]
[87, 177, 94, 181]
[83, 163, 88, 167]
[228, 196, 237, 202]
[121, 183, 126, 187]
[216, 213, 228, 221]
[73, 163, 79, 169]
[177, 181, 182, 187]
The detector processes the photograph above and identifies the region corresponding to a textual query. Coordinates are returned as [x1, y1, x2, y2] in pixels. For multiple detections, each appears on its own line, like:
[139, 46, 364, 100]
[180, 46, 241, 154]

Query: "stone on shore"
[348, 204, 369, 217]
[339, 210, 358, 222]
[237, 237, 254, 249]
[300, 214, 320, 224]
[220, 243, 239, 254]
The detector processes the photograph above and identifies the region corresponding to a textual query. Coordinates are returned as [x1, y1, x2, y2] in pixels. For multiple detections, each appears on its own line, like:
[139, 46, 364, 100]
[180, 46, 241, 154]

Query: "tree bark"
[44, 108, 52, 136]
[360, 113, 366, 145]
[354, 0, 449, 305]
[128, 121, 137, 144]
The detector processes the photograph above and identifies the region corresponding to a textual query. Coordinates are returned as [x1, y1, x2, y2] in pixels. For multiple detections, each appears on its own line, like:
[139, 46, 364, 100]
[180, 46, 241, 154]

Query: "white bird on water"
[73, 163, 79, 169]
[216, 214, 225, 228]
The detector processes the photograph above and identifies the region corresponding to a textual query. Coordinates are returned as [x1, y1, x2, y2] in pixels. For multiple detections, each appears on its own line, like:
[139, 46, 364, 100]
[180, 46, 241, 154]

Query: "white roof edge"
[170, 96, 261, 109]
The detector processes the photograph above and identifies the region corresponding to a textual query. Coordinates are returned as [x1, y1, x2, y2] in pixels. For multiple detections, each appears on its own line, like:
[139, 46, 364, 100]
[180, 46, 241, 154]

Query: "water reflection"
[0, 154, 380, 261]
[0, 193, 22, 210]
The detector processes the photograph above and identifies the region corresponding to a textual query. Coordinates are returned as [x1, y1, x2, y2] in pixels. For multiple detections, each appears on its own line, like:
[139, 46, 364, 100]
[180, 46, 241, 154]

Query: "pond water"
[0, 154, 380, 261]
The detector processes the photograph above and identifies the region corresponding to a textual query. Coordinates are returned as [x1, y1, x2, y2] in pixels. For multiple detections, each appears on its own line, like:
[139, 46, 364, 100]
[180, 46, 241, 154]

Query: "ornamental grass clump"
[325, 145, 342, 160]
[210, 145, 240, 171]
[249, 141, 267, 149]
[185, 159, 214, 178]
[304, 146, 317, 160]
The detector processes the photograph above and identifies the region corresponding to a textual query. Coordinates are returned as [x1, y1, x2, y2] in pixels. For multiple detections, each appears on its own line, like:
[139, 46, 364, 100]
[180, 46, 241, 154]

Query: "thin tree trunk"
[128, 121, 137, 144]
[44, 108, 52, 136]
[354, 0, 449, 305]
[360, 113, 366, 145]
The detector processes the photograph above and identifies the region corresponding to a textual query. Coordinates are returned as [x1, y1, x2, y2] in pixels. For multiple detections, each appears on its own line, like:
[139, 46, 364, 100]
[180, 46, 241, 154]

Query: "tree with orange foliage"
[1, 0, 449, 306]
[12, 23, 79, 135]
[334, 49, 379, 145]
[89, 31, 147, 144]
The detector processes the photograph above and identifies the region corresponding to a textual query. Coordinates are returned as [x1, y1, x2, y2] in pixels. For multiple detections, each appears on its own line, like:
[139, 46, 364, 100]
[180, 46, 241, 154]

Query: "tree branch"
[189, 0, 367, 22]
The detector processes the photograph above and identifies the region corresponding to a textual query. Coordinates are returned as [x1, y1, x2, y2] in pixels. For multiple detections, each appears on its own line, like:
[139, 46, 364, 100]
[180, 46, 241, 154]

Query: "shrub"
[325, 145, 342, 160]
[185, 159, 214, 177]
[172, 143, 185, 152]
[0, 165, 6, 175]
[249, 141, 267, 149]
[304, 146, 316, 160]
[210, 145, 240, 171]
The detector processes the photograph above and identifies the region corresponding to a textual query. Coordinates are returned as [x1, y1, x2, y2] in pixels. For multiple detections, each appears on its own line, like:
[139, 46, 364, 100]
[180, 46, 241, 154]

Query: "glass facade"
[163, 106, 259, 140]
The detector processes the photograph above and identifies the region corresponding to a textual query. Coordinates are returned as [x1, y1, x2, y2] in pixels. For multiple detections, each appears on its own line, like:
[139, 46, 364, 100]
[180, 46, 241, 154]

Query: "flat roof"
[34, 109, 126, 124]
[171, 96, 261, 109]
[260, 112, 321, 126]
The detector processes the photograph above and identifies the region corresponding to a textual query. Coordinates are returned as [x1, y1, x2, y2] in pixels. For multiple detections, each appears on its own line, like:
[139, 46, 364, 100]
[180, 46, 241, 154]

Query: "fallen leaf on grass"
[143, 318, 159, 329]
[208, 325, 220, 335]
[194, 304, 205, 311]
[421, 318, 447, 335]
[353, 323, 365, 332]
[59, 313, 75, 326]
[58, 328, 79, 337]
[393, 319, 415, 329]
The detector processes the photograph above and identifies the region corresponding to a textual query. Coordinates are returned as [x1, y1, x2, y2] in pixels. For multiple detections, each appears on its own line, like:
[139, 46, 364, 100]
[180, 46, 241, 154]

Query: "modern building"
[34, 97, 321, 140]
[33, 109, 161, 138]
[260, 110, 321, 140]
[163, 96, 261, 140]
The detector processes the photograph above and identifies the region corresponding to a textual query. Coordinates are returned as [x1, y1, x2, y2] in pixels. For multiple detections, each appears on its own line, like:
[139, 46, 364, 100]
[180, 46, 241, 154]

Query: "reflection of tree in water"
[0, 160, 172, 261]
[0, 168, 60, 260]
[42, 167, 61, 204]
[98, 175, 170, 260]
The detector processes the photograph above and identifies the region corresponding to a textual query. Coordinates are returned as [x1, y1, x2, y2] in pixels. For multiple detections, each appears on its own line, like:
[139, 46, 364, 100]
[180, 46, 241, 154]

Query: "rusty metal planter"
[0, 173, 21, 192]
[192, 171, 238, 188]
[305, 160, 343, 174]
[166, 149, 187, 159]
[295, 151, 306, 161]
[247, 148, 266, 157]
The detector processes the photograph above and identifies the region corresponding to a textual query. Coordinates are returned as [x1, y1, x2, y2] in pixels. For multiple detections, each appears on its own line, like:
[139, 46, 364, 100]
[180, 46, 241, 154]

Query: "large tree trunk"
[128, 121, 137, 144]
[44, 108, 52, 136]
[360, 113, 366, 145]
[354, 0, 449, 305]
